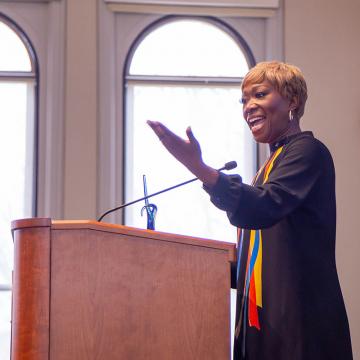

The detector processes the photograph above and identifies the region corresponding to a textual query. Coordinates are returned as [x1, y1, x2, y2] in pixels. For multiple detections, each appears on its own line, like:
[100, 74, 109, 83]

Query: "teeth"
[251, 118, 262, 124]
[248, 116, 265, 125]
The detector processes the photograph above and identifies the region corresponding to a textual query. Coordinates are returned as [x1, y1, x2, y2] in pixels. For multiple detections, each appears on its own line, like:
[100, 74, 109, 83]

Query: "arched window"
[124, 17, 256, 242]
[0, 15, 37, 358]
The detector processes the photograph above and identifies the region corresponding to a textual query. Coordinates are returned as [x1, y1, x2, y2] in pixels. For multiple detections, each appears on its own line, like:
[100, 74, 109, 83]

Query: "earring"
[289, 109, 294, 122]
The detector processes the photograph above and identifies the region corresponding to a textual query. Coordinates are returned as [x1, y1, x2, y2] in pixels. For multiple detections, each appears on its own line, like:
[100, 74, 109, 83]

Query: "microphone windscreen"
[224, 161, 237, 170]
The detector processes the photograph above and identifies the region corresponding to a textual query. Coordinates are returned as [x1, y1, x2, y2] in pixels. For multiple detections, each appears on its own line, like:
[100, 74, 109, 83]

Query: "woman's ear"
[289, 96, 299, 112]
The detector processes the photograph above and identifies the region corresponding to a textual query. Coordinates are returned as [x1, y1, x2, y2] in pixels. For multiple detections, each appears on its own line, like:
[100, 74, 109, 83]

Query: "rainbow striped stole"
[237, 145, 284, 335]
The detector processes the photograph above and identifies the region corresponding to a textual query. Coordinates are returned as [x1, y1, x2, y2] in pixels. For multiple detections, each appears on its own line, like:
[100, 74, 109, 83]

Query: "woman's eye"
[255, 92, 266, 99]
[240, 98, 247, 105]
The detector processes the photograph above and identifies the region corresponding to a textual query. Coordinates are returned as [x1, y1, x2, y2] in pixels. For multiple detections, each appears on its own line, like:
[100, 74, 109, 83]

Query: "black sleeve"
[204, 137, 327, 229]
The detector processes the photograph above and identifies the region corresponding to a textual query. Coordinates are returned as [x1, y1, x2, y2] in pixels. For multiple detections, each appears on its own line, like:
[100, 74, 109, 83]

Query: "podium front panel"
[11, 219, 235, 360]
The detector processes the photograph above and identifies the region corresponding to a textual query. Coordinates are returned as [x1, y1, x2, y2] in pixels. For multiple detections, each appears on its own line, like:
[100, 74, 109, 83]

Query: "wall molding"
[104, 0, 279, 7]
[105, 0, 279, 17]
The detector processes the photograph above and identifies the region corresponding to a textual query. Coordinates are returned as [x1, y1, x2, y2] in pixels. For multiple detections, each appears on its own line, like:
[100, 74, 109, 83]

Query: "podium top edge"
[11, 217, 52, 231]
[11, 218, 236, 261]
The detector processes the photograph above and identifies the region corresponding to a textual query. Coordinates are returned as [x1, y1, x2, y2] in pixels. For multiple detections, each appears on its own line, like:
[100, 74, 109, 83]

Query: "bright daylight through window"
[125, 19, 256, 243]
[0, 19, 36, 359]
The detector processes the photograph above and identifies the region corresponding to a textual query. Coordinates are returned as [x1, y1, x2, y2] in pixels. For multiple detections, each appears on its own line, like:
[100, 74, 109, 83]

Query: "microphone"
[97, 161, 237, 222]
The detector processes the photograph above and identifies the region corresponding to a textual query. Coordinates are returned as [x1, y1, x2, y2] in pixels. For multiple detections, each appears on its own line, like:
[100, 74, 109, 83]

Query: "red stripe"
[248, 271, 260, 330]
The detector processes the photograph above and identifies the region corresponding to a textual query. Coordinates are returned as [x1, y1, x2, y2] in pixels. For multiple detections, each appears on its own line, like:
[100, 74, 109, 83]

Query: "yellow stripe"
[249, 229, 255, 257]
[263, 146, 283, 183]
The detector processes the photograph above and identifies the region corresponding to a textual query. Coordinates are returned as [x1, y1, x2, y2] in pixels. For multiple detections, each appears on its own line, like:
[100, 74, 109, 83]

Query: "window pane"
[0, 81, 35, 360]
[125, 84, 256, 242]
[130, 20, 249, 77]
[0, 21, 32, 71]
[0, 82, 35, 282]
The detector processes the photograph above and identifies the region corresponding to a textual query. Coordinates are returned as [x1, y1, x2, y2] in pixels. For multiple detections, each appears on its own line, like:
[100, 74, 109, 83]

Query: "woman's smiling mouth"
[247, 115, 266, 132]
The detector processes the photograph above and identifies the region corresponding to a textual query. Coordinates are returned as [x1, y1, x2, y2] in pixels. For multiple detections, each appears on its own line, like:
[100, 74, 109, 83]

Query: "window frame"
[0, 12, 39, 216]
[122, 15, 257, 227]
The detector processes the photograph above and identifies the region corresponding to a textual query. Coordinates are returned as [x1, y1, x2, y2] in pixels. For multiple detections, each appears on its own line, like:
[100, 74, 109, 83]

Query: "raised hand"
[146, 120, 203, 172]
[147, 120, 219, 186]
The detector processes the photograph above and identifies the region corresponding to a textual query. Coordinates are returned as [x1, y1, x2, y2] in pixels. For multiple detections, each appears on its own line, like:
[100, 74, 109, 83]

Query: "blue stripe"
[245, 230, 260, 293]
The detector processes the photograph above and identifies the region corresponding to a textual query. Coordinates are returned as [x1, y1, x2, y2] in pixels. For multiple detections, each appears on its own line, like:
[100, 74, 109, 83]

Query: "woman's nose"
[243, 99, 258, 117]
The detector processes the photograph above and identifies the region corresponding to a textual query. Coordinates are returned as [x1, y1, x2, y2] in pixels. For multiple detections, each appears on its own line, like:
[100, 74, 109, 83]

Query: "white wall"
[63, 0, 98, 219]
[284, 0, 360, 357]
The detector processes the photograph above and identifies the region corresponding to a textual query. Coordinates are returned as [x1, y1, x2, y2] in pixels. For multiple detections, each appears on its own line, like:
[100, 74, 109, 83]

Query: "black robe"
[205, 131, 353, 359]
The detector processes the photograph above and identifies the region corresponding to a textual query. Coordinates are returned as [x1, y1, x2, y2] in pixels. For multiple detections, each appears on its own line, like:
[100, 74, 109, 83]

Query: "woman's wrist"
[188, 162, 219, 188]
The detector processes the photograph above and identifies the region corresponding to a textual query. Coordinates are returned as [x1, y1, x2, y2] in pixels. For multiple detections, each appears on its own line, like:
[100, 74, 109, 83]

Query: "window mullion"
[0, 71, 36, 81]
[126, 74, 243, 86]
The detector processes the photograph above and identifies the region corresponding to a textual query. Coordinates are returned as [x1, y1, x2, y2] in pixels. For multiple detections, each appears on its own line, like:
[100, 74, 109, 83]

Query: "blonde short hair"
[242, 61, 308, 119]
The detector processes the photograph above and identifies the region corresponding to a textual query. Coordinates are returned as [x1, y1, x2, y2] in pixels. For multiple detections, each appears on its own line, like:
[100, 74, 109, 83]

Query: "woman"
[147, 61, 352, 359]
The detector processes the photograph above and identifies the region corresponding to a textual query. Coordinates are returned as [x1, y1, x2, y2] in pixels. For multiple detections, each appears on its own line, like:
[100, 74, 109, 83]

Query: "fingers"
[186, 126, 201, 150]
[186, 126, 196, 142]
[147, 120, 187, 148]
[147, 120, 175, 141]
[147, 120, 166, 139]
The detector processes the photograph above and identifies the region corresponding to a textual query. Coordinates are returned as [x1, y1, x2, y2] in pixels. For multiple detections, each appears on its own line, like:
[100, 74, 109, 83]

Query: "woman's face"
[241, 81, 294, 144]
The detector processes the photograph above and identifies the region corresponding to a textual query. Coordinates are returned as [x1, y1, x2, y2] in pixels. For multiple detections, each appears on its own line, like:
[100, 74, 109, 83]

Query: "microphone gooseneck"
[97, 161, 237, 222]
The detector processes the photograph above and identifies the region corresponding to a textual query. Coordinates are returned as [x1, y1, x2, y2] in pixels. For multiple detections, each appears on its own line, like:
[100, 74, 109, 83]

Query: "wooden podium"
[11, 218, 236, 360]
